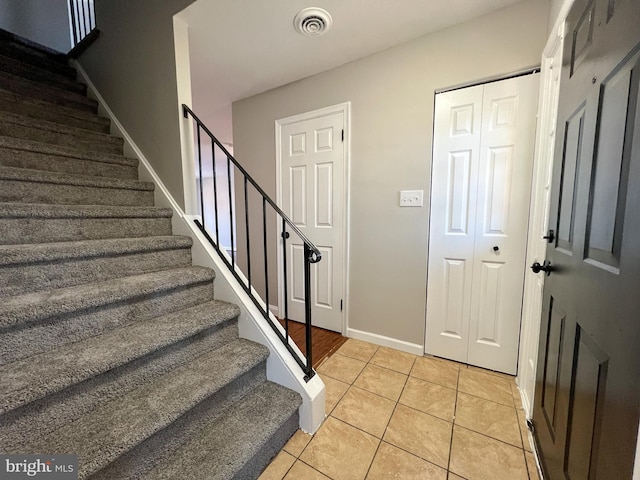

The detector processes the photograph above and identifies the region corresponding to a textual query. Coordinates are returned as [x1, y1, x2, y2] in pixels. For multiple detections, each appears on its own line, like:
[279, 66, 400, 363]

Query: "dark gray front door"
[532, 0, 640, 478]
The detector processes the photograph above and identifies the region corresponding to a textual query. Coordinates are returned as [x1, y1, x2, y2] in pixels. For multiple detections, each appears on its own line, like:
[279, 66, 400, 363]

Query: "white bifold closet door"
[426, 74, 539, 374]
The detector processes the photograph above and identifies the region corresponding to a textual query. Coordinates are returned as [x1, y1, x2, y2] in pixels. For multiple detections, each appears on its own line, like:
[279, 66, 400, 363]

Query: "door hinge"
[340, 299, 343, 311]
[341, 129, 344, 142]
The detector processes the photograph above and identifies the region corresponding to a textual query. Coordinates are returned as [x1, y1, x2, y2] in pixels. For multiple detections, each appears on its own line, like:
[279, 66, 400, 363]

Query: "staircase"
[0, 32, 301, 479]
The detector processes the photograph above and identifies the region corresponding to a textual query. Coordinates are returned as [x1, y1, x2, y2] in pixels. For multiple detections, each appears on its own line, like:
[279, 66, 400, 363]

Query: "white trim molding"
[346, 327, 423, 356]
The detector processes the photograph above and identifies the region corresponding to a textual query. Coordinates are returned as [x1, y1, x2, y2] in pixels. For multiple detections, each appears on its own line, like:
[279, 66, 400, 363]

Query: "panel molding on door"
[467, 74, 539, 375]
[427, 74, 539, 374]
[276, 103, 349, 333]
[426, 85, 483, 363]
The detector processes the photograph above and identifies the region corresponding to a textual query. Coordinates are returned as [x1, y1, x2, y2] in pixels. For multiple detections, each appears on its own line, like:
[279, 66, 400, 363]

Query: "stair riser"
[0, 216, 172, 245]
[0, 43, 75, 78]
[0, 280, 216, 366]
[0, 248, 192, 297]
[0, 77, 97, 113]
[0, 92, 110, 132]
[235, 410, 300, 480]
[0, 122, 122, 154]
[89, 362, 267, 480]
[0, 55, 86, 94]
[0, 320, 240, 452]
[0, 98, 109, 133]
[0, 179, 153, 207]
[0, 147, 137, 180]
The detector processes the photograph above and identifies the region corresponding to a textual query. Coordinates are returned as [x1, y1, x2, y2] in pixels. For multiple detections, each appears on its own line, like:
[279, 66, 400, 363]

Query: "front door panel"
[533, 1, 640, 478]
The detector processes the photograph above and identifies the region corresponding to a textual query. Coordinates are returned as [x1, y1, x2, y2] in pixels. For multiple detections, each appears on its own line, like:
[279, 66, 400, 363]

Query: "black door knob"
[530, 260, 553, 276]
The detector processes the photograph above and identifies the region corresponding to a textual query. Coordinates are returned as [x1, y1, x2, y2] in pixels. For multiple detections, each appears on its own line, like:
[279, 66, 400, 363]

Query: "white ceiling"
[177, 0, 524, 144]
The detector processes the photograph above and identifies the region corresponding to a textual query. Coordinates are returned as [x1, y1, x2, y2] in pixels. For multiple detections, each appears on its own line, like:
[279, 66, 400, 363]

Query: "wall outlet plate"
[400, 190, 424, 207]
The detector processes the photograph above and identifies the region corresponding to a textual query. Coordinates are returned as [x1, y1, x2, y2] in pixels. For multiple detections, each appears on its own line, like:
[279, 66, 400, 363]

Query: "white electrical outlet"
[399, 190, 424, 207]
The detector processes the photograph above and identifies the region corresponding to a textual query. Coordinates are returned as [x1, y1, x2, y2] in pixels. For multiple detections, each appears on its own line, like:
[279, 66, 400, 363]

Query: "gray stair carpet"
[0, 31, 301, 479]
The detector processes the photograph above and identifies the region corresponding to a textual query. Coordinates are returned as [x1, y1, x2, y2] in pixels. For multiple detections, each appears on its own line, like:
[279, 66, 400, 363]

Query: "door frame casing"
[516, 20, 566, 418]
[274, 102, 351, 335]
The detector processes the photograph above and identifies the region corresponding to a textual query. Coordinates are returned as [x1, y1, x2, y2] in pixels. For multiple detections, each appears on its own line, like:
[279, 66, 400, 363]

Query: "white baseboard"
[269, 304, 279, 318]
[346, 328, 424, 356]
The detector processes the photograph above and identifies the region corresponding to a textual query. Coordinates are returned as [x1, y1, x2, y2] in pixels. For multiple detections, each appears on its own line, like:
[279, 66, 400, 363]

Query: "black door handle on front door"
[542, 229, 555, 243]
[530, 260, 553, 276]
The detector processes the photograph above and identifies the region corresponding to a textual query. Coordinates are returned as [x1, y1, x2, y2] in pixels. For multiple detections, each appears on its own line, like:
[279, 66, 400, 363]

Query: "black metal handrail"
[68, 0, 96, 48]
[182, 104, 321, 381]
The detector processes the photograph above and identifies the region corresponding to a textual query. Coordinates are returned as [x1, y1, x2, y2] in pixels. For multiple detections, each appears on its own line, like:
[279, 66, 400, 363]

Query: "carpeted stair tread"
[19, 339, 270, 479]
[0, 266, 215, 329]
[0, 300, 240, 414]
[0, 203, 174, 244]
[145, 381, 302, 480]
[0, 202, 171, 219]
[0, 88, 110, 132]
[0, 236, 193, 296]
[0, 40, 76, 78]
[0, 165, 153, 191]
[0, 135, 137, 168]
[0, 235, 191, 266]
[0, 53, 86, 94]
[0, 143, 136, 180]
[0, 31, 71, 65]
[0, 71, 97, 112]
[0, 166, 152, 208]
[0, 111, 119, 145]
[0, 111, 123, 154]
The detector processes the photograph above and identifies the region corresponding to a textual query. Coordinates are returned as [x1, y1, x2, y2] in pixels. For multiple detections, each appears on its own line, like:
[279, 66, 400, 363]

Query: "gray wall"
[232, 0, 549, 346]
[548, 0, 566, 33]
[78, 0, 197, 209]
[0, 0, 71, 52]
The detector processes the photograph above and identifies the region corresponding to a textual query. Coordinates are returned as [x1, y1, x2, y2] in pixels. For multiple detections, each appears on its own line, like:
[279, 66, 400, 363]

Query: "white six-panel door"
[426, 74, 539, 374]
[278, 109, 345, 333]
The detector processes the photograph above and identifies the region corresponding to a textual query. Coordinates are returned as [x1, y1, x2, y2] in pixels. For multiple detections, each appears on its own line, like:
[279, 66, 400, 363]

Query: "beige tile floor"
[260, 339, 542, 480]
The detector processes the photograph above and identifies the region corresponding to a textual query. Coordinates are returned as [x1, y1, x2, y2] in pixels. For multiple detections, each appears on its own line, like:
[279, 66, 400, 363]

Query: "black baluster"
[244, 177, 251, 290]
[303, 243, 313, 380]
[227, 156, 235, 267]
[69, 0, 78, 45]
[282, 218, 289, 345]
[263, 198, 269, 317]
[196, 125, 205, 230]
[211, 140, 219, 248]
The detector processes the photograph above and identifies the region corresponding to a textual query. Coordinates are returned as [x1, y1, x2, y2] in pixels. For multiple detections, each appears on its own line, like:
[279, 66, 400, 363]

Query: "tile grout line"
[362, 354, 414, 479]
[379, 355, 464, 472]
[511, 387, 533, 480]
[453, 423, 530, 450]
[446, 367, 461, 477]
[297, 456, 336, 480]
[280, 454, 296, 480]
[454, 388, 515, 407]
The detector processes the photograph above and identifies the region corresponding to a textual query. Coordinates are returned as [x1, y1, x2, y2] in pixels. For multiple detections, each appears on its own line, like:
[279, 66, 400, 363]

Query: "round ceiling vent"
[294, 7, 332, 36]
